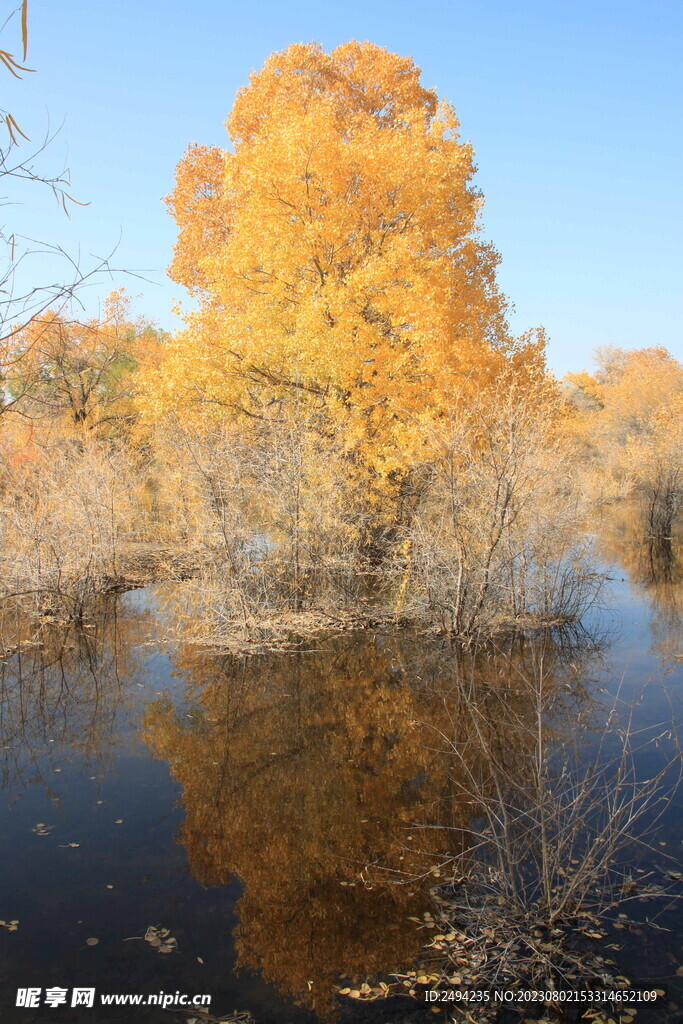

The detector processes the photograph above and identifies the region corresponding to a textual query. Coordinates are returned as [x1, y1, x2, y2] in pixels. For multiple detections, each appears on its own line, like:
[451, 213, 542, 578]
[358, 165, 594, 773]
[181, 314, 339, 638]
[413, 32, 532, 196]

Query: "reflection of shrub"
[422, 648, 682, 993]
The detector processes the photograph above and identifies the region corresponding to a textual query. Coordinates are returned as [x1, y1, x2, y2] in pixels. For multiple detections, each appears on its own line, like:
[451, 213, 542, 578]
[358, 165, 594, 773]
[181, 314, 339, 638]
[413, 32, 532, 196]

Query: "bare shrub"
[0, 428, 147, 614]
[147, 376, 606, 650]
[149, 407, 377, 648]
[398, 376, 601, 638]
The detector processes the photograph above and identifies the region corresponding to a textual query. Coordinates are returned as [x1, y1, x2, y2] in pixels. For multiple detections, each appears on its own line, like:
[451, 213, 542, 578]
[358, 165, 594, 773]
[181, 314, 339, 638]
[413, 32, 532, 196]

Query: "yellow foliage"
[144, 41, 545, 474]
[565, 345, 683, 535]
[8, 290, 163, 434]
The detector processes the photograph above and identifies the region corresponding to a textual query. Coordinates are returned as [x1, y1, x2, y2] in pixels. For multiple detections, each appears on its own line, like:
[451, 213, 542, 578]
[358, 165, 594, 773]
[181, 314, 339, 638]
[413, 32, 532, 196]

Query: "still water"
[0, 519, 681, 1023]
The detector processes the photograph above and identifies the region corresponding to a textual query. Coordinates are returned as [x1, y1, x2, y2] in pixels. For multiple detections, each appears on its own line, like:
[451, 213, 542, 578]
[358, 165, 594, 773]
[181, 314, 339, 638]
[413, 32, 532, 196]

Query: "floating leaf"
[86, 937, 99, 946]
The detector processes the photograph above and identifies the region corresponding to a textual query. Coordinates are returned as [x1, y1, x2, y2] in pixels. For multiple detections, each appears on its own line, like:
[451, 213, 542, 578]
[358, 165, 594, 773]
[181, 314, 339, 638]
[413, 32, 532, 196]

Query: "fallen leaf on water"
[197, 957, 204, 964]
[144, 925, 177, 953]
[58, 843, 80, 848]
[32, 823, 54, 836]
[114, 819, 123, 824]
[86, 938, 99, 946]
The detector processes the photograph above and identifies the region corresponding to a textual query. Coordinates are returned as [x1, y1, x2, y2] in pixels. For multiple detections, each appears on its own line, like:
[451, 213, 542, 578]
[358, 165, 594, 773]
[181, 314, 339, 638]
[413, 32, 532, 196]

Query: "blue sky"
[3, 0, 681, 376]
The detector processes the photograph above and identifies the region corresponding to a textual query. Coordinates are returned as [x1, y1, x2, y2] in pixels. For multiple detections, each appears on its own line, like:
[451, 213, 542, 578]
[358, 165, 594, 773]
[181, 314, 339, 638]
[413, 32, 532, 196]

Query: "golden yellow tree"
[564, 345, 683, 443]
[148, 41, 543, 475]
[564, 345, 683, 538]
[8, 290, 163, 433]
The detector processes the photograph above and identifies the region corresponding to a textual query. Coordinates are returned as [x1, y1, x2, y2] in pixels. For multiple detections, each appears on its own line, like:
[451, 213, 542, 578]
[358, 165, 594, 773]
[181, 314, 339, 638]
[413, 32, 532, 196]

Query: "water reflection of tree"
[142, 632, 597, 1009]
[0, 596, 151, 799]
[596, 503, 682, 669]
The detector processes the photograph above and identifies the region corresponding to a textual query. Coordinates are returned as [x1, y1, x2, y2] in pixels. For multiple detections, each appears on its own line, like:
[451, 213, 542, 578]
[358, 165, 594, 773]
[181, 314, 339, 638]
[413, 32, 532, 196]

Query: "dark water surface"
[0, 527, 682, 1024]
